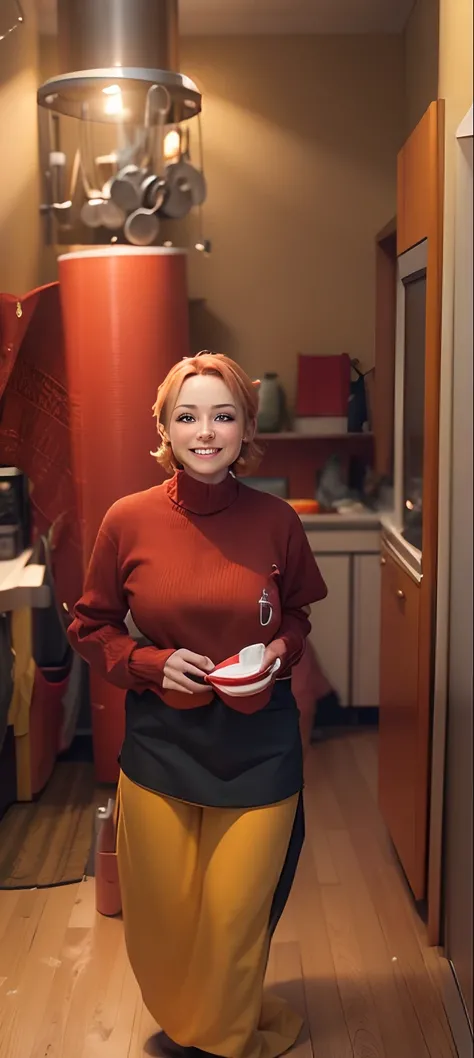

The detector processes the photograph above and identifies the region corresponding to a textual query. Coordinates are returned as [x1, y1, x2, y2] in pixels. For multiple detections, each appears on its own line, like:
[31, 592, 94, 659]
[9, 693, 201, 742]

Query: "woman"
[68, 352, 327, 1058]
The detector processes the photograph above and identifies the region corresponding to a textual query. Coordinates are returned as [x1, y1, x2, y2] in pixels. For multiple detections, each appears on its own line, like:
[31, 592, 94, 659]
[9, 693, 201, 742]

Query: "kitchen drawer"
[309, 554, 350, 706]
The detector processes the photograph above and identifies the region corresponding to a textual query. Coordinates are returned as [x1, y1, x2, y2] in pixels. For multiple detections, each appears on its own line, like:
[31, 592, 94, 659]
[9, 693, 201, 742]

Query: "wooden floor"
[0, 732, 457, 1058]
[0, 762, 105, 889]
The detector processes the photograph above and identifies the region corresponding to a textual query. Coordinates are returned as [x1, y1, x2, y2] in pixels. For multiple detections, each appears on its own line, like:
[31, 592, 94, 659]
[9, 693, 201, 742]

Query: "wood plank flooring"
[0, 762, 106, 888]
[0, 732, 457, 1058]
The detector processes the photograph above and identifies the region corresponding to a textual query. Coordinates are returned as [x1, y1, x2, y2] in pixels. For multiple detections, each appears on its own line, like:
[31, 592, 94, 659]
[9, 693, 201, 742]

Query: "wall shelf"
[256, 432, 373, 441]
[255, 430, 375, 497]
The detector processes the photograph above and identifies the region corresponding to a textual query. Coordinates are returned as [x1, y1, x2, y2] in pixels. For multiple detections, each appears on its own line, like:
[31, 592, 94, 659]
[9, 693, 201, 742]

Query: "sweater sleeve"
[276, 513, 327, 674]
[67, 525, 174, 691]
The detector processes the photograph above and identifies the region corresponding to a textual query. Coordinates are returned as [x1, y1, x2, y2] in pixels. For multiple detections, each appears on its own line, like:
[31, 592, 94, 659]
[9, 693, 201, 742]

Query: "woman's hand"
[263, 638, 286, 673]
[163, 649, 215, 694]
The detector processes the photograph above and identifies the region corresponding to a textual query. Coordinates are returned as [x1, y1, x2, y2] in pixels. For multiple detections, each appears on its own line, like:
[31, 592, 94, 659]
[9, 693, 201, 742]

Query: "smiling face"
[167, 373, 248, 484]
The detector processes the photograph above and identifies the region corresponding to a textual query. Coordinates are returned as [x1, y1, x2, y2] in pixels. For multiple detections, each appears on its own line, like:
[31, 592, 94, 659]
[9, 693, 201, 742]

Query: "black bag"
[348, 359, 368, 433]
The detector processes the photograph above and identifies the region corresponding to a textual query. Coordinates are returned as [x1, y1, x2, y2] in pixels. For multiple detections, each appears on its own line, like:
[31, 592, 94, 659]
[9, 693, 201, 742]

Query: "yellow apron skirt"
[116, 770, 303, 1058]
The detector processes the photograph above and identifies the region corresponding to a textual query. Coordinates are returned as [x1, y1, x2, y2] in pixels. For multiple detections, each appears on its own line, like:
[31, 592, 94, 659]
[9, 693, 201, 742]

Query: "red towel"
[296, 353, 351, 418]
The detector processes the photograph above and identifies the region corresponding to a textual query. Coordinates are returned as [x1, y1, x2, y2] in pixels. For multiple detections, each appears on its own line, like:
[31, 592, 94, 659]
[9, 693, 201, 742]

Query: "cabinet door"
[308, 554, 350, 706]
[352, 554, 381, 707]
[378, 547, 422, 896]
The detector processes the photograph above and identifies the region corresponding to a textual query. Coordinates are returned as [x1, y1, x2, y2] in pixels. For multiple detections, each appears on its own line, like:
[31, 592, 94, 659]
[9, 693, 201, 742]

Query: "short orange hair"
[152, 351, 262, 476]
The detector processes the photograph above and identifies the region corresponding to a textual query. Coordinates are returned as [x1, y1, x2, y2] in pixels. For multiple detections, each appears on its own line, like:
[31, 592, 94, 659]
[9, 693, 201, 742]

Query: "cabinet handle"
[381, 556, 386, 566]
[396, 589, 405, 600]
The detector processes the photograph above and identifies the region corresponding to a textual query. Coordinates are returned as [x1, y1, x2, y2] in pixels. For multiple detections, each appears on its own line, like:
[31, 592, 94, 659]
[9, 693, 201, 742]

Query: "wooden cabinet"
[378, 546, 423, 897]
[376, 101, 444, 909]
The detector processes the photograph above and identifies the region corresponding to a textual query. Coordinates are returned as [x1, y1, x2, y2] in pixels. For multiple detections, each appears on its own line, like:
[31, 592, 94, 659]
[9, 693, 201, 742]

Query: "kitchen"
[0, 0, 472, 1055]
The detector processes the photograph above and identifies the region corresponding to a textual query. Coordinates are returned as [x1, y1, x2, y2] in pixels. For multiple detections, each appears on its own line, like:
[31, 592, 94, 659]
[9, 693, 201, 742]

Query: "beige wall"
[437, 0, 473, 522]
[0, 0, 41, 295]
[181, 36, 404, 400]
[435, 4, 473, 670]
[438, 0, 472, 133]
[404, 0, 439, 136]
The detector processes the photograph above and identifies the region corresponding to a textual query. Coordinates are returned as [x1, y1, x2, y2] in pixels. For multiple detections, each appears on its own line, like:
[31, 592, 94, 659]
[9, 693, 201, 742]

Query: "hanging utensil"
[122, 167, 166, 245]
[109, 165, 144, 212]
[99, 199, 126, 231]
[123, 208, 160, 246]
[80, 199, 104, 228]
[144, 84, 170, 177]
[140, 174, 166, 210]
[161, 160, 206, 219]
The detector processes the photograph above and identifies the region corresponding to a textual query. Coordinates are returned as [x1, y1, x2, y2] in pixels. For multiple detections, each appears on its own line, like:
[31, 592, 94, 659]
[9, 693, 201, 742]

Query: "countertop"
[0, 550, 50, 611]
[299, 510, 381, 531]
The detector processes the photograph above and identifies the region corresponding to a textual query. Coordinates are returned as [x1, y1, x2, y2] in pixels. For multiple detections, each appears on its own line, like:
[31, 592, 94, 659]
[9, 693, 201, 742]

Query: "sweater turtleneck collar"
[166, 469, 239, 516]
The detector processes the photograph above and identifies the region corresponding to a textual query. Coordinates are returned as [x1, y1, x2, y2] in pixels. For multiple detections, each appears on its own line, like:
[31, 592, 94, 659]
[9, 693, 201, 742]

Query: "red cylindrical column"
[59, 247, 189, 782]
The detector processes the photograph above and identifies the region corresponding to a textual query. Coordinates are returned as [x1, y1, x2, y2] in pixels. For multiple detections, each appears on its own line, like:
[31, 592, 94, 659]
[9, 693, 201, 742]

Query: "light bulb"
[164, 129, 181, 161]
[102, 84, 123, 116]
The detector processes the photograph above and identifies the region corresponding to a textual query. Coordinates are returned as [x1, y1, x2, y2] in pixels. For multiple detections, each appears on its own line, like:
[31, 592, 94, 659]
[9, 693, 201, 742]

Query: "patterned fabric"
[0, 284, 82, 611]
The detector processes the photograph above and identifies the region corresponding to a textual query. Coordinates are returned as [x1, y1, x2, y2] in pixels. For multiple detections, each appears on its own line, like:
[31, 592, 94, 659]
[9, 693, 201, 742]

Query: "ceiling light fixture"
[37, 0, 201, 126]
[102, 84, 124, 117]
[37, 0, 209, 251]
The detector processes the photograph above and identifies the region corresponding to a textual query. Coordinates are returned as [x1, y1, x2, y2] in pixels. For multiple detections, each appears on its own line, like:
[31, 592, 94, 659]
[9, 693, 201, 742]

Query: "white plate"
[213, 660, 281, 696]
[211, 643, 266, 680]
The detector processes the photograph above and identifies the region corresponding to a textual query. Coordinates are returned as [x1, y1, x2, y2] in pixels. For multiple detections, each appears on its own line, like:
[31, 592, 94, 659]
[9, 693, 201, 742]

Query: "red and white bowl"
[206, 643, 281, 696]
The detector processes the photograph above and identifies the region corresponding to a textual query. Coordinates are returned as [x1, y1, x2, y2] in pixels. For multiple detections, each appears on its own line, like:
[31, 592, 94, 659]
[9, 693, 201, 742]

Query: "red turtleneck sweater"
[68, 471, 327, 712]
